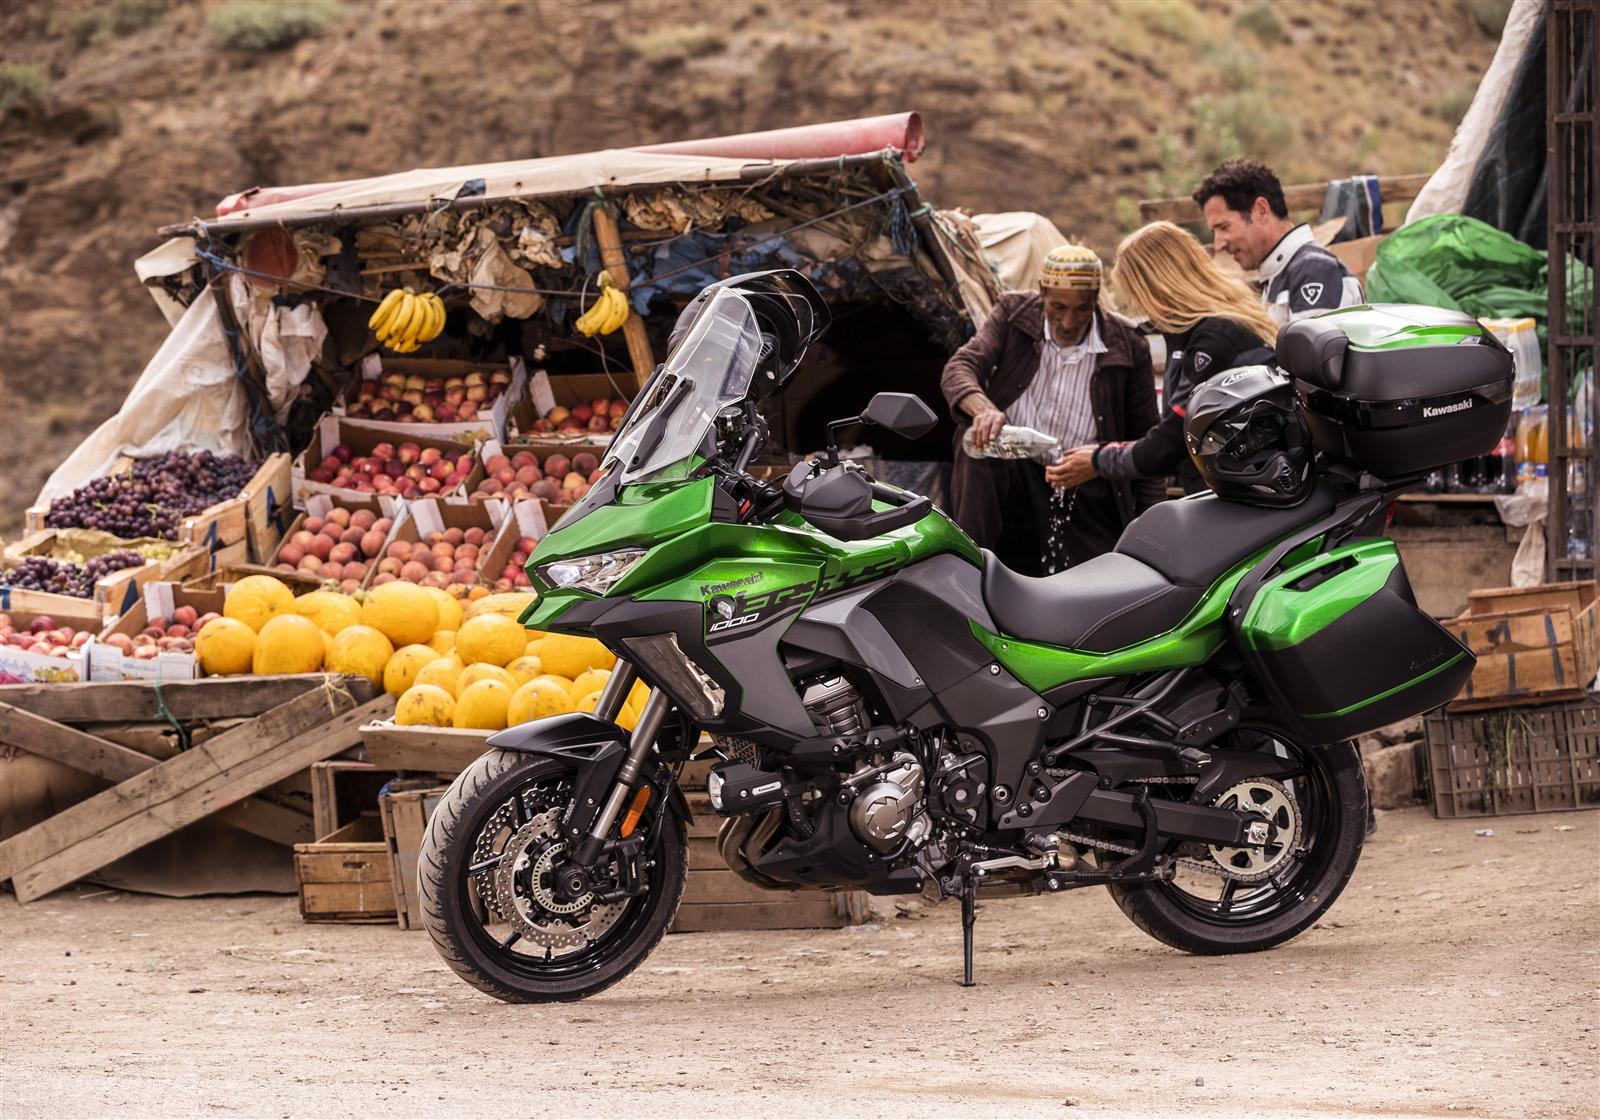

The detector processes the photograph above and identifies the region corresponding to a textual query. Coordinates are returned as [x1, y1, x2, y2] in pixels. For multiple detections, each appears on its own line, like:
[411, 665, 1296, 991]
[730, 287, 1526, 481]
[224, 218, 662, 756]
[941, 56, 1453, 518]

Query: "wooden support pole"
[591, 205, 657, 393]
[2, 691, 393, 902]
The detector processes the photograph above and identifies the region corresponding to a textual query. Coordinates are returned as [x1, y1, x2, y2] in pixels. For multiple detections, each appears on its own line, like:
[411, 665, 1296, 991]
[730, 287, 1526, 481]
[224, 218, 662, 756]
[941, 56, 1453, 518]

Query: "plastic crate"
[1423, 696, 1600, 817]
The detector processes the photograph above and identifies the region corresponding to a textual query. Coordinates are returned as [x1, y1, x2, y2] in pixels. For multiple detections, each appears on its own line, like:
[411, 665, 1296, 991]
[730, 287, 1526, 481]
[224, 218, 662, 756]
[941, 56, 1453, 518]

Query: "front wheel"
[418, 748, 687, 1002]
[1107, 725, 1367, 955]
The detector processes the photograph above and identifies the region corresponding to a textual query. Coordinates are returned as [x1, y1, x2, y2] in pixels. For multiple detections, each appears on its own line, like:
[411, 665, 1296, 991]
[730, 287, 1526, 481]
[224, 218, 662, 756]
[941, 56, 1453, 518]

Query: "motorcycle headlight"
[538, 548, 646, 596]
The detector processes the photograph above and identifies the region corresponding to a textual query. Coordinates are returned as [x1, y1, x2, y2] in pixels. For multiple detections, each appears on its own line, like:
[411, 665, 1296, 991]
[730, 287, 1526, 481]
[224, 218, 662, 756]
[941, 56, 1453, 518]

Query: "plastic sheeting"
[37, 276, 326, 504]
[1367, 214, 1549, 329]
[1406, 0, 1546, 232]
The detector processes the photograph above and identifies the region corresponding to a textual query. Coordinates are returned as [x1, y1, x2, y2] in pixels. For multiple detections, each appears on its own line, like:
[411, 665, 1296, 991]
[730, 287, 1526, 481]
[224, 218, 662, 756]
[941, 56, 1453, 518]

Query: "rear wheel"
[418, 748, 687, 1002]
[1107, 724, 1367, 955]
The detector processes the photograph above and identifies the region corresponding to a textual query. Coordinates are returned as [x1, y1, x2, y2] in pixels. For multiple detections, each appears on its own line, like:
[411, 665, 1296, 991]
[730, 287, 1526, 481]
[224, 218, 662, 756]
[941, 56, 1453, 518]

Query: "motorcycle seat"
[1115, 482, 1337, 587]
[981, 551, 1205, 653]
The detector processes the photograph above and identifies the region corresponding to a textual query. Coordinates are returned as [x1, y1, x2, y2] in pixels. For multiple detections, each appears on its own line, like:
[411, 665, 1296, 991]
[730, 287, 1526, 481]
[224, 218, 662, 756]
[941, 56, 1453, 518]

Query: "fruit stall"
[2, 117, 1000, 929]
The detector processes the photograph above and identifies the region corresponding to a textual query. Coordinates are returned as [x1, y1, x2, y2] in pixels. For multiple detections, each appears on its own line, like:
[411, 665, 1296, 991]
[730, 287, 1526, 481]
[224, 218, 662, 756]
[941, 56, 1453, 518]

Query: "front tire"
[1108, 728, 1367, 955]
[418, 748, 687, 1003]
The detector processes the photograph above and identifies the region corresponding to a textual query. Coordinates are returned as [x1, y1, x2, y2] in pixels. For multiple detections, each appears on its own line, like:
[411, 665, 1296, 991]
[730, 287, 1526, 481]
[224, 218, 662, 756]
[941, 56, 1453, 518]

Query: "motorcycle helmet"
[666, 269, 831, 398]
[1185, 365, 1314, 506]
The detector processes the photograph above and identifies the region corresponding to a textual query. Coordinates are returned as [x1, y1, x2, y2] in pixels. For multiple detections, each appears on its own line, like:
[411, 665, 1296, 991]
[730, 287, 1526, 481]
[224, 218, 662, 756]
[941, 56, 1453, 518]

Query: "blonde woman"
[1054, 221, 1279, 495]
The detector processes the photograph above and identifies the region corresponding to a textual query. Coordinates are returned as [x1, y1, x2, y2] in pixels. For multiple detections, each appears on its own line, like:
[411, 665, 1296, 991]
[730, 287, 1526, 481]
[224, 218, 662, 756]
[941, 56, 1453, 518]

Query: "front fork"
[567, 659, 671, 868]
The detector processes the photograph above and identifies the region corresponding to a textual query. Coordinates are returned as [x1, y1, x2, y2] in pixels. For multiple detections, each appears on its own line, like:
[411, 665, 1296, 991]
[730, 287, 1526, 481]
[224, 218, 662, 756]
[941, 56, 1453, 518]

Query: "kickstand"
[959, 876, 978, 988]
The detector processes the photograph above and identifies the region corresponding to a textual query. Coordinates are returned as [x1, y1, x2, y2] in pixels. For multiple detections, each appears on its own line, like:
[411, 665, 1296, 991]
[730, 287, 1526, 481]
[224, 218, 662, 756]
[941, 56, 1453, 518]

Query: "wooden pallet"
[0, 674, 392, 902]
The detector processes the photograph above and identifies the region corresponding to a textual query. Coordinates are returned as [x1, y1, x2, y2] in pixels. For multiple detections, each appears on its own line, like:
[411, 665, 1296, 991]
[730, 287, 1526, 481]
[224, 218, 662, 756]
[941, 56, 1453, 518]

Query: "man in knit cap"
[941, 243, 1162, 575]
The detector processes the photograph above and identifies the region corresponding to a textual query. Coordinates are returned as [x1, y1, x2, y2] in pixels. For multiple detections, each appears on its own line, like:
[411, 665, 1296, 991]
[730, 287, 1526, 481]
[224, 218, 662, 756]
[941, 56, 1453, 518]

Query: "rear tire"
[419, 748, 687, 1002]
[1108, 731, 1367, 955]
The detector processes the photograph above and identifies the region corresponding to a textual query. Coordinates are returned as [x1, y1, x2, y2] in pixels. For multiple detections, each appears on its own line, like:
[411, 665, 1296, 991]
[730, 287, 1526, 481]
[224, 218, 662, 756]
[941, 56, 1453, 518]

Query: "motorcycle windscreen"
[1238, 540, 1474, 742]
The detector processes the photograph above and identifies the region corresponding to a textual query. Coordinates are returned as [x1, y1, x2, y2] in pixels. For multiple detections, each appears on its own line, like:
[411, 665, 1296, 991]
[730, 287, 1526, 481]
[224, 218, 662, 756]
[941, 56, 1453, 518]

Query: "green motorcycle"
[418, 270, 1513, 1002]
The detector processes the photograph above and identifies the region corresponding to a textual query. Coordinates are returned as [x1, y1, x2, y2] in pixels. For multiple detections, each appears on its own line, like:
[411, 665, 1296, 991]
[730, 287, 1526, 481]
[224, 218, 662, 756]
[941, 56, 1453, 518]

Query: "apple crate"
[268, 494, 406, 593]
[467, 440, 603, 527]
[506, 370, 631, 447]
[366, 497, 499, 592]
[293, 815, 397, 923]
[335, 356, 527, 444]
[291, 415, 483, 510]
[88, 583, 226, 682]
[0, 605, 99, 684]
[471, 498, 546, 592]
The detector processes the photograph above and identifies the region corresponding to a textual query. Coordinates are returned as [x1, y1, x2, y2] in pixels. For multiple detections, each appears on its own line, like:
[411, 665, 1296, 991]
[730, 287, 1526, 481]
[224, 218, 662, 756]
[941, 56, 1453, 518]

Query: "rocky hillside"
[0, 0, 1505, 534]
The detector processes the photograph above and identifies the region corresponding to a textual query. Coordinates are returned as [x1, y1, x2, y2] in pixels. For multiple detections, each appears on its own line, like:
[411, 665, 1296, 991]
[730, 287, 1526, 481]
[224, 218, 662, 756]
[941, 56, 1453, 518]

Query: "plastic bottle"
[1516, 405, 1549, 484]
[961, 424, 1063, 460]
[1481, 317, 1543, 411]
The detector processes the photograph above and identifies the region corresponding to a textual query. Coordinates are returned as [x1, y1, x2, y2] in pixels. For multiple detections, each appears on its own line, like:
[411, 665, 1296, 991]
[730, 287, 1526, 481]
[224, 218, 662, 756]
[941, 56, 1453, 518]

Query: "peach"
[340, 579, 362, 595]
[326, 507, 352, 527]
[330, 542, 358, 565]
[303, 515, 326, 535]
[530, 480, 560, 502]
[444, 527, 465, 546]
[291, 529, 316, 551]
[373, 517, 393, 535]
[386, 540, 413, 562]
[571, 452, 598, 475]
[340, 527, 364, 547]
[277, 542, 305, 566]
[378, 557, 403, 576]
[305, 534, 334, 561]
[300, 556, 324, 575]
[400, 560, 431, 582]
[463, 527, 486, 547]
[511, 451, 536, 470]
[360, 529, 387, 558]
[344, 561, 367, 582]
[371, 572, 397, 586]
[544, 454, 571, 478]
[547, 406, 570, 425]
[321, 561, 344, 581]
[173, 605, 199, 628]
[485, 454, 511, 474]
[562, 471, 585, 491]
[431, 542, 455, 561]
[478, 478, 504, 495]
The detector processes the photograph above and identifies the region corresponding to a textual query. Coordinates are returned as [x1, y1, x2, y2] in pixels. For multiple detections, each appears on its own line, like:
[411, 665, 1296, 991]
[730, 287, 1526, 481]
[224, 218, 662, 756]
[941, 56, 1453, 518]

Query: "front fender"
[486, 713, 691, 838]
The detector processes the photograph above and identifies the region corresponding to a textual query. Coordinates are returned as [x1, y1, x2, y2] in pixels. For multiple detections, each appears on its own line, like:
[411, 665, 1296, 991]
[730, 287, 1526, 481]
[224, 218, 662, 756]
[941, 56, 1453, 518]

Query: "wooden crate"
[242, 453, 294, 565]
[309, 759, 396, 839]
[292, 815, 397, 923]
[1447, 581, 1600, 710]
[1424, 697, 1600, 816]
[671, 791, 869, 933]
[360, 722, 493, 775]
[380, 782, 449, 930]
[178, 564, 326, 596]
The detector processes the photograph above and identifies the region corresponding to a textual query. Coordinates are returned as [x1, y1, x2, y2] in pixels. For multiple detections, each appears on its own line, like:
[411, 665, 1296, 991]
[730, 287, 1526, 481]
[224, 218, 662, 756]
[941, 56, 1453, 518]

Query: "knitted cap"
[1039, 243, 1102, 291]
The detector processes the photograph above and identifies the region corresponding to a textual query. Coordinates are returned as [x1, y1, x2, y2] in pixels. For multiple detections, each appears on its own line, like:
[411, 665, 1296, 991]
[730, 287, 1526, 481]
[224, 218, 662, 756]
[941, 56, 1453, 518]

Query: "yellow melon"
[458, 662, 516, 697]
[414, 657, 463, 696]
[427, 629, 456, 655]
[507, 678, 577, 725]
[505, 655, 543, 686]
[455, 613, 527, 667]
[395, 684, 455, 727]
[524, 637, 545, 658]
[293, 590, 363, 636]
[529, 673, 575, 698]
[360, 581, 439, 647]
[224, 574, 294, 633]
[454, 679, 512, 730]
[325, 625, 394, 686]
[252, 613, 325, 675]
[575, 689, 602, 714]
[422, 586, 463, 633]
[536, 634, 615, 679]
[383, 643, 439, 696]
[195, 617, 255, 676]
[570, 667, 611, 702]
[618, 680, 651, 731]
[463, 591, 537, 621]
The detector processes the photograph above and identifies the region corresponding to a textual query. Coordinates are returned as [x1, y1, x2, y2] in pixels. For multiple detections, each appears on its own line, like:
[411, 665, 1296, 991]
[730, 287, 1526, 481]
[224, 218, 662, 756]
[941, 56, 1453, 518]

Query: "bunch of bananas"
[369, 288, 446, 353]
[575, 271, 629, 337]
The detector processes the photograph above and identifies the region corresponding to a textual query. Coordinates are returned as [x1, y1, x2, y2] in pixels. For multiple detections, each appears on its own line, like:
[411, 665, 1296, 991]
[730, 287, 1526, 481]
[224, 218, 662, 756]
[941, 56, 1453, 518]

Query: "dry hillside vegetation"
[0, 0, 1504, 534]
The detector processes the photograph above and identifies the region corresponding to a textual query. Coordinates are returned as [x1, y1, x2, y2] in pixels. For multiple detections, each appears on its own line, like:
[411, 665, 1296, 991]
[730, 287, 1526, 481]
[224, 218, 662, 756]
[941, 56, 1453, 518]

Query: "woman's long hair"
[1110, 221, 1279, 345]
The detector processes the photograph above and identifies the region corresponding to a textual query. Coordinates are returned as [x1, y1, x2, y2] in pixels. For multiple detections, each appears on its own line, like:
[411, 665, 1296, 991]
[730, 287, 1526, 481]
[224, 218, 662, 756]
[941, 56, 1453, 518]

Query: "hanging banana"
[369, 288, 447, 353]
[575, 271, 629, 338]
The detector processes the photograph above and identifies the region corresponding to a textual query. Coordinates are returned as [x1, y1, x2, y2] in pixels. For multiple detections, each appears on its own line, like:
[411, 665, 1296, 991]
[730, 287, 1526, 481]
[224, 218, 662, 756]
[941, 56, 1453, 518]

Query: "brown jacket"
[940, 292, 1164, 523]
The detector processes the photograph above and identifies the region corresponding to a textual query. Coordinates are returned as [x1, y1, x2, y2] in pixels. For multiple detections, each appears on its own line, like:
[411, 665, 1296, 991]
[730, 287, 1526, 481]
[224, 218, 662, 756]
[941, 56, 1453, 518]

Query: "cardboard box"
[371, 497, 514, 591]
[0, 605, 98, 683]
[1449, 581, 1600, 707]
[471, 437, 598, 529]
[88, 583, 224, 682]
[335, 356, 527, 443]
[472, 498, 546, 591]
[178, 564, 328, 596]
[505, 370, 631, 448]
[291, 416, 482, 510]
[268, 493, 406, 591]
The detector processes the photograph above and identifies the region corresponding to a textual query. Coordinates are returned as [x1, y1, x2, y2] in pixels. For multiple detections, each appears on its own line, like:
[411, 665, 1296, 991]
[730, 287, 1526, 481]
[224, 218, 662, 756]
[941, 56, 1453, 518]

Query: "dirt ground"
[2, 806, 1595, 1118]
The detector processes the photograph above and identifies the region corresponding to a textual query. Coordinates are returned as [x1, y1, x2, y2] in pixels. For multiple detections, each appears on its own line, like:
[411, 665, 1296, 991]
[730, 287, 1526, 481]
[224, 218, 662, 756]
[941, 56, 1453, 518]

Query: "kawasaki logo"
[701, 573, 762, 596]
[1423, 399, 1473, 419]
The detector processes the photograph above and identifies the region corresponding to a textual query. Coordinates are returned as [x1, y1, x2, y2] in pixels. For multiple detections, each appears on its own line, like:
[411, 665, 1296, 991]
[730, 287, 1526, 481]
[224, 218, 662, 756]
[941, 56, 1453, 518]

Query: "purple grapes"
[1, 551, 146, 598]
[43, 451, 259, 540]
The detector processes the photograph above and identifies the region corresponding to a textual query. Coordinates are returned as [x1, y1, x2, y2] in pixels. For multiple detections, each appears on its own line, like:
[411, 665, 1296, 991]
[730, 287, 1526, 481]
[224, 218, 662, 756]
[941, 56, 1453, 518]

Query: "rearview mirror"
[860, 392, 938, 440]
